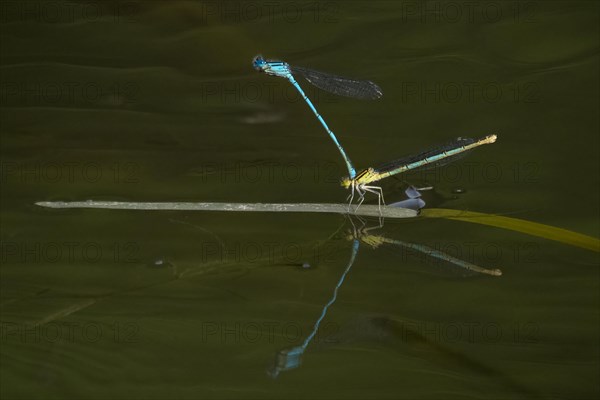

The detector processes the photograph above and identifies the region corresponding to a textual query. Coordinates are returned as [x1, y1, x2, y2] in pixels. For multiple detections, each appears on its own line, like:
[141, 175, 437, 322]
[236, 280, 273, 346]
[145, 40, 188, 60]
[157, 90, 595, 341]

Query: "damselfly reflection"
[268, 215, 501, 377]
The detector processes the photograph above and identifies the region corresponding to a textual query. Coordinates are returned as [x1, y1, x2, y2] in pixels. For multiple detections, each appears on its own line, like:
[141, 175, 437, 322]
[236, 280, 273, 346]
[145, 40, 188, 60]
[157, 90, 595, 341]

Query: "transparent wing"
[291, 65, 383, 100]
[375, 137, 476, 174]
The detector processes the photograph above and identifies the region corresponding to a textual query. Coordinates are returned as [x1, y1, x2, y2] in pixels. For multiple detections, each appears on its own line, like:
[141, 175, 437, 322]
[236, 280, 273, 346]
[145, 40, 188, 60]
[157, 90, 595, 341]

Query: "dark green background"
[1, 1, 598, 399]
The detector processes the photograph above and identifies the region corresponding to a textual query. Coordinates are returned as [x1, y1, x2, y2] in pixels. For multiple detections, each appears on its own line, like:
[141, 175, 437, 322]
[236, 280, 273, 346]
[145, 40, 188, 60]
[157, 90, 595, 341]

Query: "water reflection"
[268, 238, 360, 378]
[268, 215, 502, 377]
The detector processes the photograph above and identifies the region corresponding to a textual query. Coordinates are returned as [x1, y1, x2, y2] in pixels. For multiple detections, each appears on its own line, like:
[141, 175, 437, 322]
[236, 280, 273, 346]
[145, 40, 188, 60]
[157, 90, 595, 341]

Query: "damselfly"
[253, 54, 382, 179]
[342, 134, 498, 212]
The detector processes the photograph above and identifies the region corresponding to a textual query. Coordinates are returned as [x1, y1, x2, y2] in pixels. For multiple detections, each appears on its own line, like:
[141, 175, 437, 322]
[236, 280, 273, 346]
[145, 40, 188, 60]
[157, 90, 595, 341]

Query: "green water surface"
[1, 1, 599, 399]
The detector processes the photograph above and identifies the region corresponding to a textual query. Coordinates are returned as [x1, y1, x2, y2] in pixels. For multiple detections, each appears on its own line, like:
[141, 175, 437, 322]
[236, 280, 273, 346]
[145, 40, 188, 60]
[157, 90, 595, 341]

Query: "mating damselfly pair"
[252, 55, 497, 212]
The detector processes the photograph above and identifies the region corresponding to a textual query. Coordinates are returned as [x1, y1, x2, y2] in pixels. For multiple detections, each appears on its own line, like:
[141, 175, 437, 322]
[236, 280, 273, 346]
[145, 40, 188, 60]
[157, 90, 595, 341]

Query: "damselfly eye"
[252, 55, 265, 71]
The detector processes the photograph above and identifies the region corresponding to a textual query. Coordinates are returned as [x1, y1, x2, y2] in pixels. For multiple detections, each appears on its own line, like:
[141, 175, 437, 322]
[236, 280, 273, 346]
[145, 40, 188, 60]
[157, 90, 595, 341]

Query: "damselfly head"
[344, 228, 355, 241]
[340, 177, 352, 189]
[252, 55, 267, 72]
